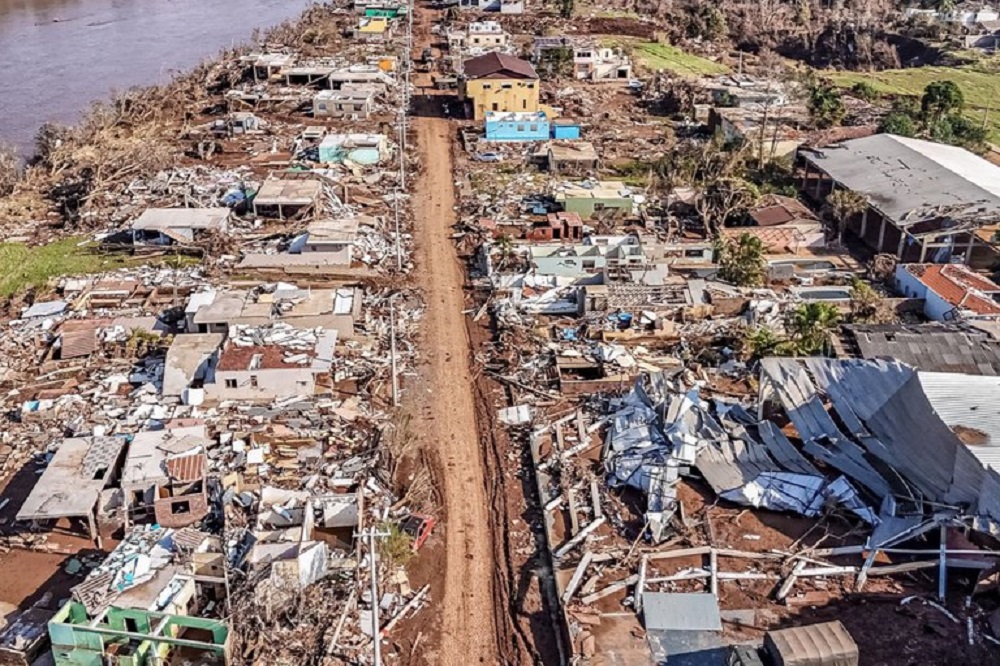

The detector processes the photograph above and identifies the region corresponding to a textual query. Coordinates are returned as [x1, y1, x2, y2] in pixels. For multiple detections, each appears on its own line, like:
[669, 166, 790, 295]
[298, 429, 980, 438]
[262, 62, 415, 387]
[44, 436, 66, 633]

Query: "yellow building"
[460, 53, 540, 121]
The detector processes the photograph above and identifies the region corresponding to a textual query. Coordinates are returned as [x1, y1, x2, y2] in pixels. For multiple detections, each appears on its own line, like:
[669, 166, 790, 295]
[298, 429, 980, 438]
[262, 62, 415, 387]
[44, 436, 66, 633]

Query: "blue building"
[484, 111, 550, 142]
[551, 119, 582, 140]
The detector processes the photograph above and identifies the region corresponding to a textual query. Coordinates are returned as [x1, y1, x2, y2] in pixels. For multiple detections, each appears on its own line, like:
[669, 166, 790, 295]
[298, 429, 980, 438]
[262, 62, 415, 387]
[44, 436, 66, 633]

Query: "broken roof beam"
[554, 517, 605, 560]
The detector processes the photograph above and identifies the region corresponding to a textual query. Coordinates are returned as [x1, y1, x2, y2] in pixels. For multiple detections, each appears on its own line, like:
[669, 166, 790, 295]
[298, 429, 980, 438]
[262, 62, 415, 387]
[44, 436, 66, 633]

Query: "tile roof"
[463, 52, 538, 79]
[216, 343, 316, 371]
[907, 264, 1000, 316]
[165, 453, 207, 483]
[843, 323, 1000, 375]
[721, 226, 802, 252]
[750, 195, 819, 227]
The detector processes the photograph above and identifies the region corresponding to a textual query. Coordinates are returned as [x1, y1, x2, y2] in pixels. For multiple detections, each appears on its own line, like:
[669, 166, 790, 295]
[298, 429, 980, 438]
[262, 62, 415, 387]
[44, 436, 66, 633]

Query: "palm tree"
[788, 302, 840, 355]
[825, 189, 867, 247]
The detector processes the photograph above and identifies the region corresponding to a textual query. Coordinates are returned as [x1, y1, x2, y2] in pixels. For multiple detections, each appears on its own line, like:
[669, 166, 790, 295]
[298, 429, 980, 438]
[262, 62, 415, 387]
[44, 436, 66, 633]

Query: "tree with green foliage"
[696, 177, 760, 237]
[929, 114, 988, 152]
[921, 80, 964, 124]
[850, 81, 879, 102]
[825, 189, 868, 246]
[717, 233, 767, 287]
[685, 5, 728, 40]
[878, 110, 917, 137]
[788, 302, 840, 355]
[743, 326, 782, 360]
[807, 84, 846, 129]
[849, 277, 880, 323]
[537, 46, 574, 79]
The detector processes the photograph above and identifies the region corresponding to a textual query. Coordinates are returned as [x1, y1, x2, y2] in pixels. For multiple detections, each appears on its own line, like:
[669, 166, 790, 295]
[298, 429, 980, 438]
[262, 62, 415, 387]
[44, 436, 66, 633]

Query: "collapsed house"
[130, 208, 231, 245]
[48, 526, 229, 666]
[184, 284, 360, 339]
[17, 436, 128, 541]
[121, 424, 213, 528]
[207, 324, 336, 403]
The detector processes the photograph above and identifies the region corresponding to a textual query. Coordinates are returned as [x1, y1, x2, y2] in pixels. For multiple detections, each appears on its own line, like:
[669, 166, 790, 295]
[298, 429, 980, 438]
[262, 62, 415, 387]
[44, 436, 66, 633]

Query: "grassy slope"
[829, 63, 1000, 142]
[601, 38, 730, 77]
[0, 238, 127, 298]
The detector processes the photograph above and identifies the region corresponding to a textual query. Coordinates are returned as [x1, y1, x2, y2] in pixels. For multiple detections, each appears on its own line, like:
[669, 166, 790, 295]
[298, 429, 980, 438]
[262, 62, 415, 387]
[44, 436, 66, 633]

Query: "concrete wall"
[208, 367, 317, 402]
[895, 266, 953, 321]
[562, 196, 633, 218]
[462, 78, 539, 120]
[485, 117, 549, 141]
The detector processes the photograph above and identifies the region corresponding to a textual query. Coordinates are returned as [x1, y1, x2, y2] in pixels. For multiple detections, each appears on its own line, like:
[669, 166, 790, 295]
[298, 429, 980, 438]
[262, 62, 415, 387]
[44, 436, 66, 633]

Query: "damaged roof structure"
[17, 436, 127, 540]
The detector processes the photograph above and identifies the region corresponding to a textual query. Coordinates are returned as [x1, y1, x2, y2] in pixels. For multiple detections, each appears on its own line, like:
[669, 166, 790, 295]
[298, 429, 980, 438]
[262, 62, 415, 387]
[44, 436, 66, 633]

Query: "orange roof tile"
[908, 264, 1000, 316]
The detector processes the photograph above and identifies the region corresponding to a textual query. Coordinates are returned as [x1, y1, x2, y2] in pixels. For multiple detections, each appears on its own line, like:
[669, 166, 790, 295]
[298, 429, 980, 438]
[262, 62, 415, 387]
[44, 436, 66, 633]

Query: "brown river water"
[0, 0, 315, 154]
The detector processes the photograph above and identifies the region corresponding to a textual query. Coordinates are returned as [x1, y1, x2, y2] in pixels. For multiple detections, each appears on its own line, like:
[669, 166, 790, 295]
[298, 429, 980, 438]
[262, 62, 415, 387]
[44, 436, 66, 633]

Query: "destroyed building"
[184, 284, 360, 339]
[798, 134, 1000, 266]
[130, 208, 231, 245]
[49, 527, 229, 666]
[17, 436, 128, 541]
[207, 325, 336, 402]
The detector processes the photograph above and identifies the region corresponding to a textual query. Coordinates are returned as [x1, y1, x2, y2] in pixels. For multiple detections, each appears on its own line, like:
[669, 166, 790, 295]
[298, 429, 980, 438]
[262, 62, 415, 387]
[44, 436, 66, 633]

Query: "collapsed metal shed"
[764, 621, 859, 666]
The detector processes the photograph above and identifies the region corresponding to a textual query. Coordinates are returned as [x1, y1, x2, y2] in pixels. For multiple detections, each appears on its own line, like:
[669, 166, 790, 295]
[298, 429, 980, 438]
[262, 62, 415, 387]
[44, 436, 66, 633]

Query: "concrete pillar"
[814, 171, 823, 199]
[966, 238, 976, 264]
[801, 161, 811, 192]
[877, 217, 888, 251]
[859, 208, 869, 239]
[897, 231, 907, 259]
[919, 237, 928, 262]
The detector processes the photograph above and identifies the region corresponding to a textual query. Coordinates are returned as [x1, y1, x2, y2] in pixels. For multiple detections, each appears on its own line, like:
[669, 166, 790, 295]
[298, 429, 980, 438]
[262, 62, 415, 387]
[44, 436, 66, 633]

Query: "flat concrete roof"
[122, 425, 209, 490]
[802, 134, 1000, 224]
[131, 208, 230, 231]
[162, 333, 224, 397]
[18, 437, 126, 521]
[254, 179, 323, 206]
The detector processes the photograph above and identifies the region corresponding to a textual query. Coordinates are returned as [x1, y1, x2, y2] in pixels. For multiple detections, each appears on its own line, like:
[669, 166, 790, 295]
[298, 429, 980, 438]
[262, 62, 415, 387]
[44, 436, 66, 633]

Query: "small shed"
[764, 621, 859, 666]
[252, 177, 324, 219]
[552, 119, 582, 140]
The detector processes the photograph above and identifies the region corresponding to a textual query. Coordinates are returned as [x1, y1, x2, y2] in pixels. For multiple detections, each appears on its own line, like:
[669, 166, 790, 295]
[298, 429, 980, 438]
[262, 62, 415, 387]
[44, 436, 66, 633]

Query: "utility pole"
[358, 528, 391, 666]
[390, 296, 399, 407]
[393, 194, 403, 271]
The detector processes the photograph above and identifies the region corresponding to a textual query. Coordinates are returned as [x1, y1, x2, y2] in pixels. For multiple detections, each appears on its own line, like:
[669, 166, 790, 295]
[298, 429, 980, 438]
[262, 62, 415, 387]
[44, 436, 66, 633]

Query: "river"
[0, 0, 316, 154]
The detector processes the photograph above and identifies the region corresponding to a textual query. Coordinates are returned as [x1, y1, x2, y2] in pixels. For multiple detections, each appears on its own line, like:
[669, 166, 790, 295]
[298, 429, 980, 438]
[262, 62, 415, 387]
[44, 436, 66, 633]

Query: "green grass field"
[602, 38, 730, 77]
[0, 238, 128, 298]
[829, 63, 1000, 142]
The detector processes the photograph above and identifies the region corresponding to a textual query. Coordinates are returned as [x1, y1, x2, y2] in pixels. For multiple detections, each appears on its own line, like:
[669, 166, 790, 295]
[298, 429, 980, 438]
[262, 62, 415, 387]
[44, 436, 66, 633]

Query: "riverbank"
[0, 0, 315, 152]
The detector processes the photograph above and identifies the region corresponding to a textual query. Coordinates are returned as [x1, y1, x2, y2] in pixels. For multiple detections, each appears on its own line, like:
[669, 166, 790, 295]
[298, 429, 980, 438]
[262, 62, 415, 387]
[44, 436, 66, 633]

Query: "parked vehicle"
[473, 152, 504, 163]
[399, 513, 437, 551]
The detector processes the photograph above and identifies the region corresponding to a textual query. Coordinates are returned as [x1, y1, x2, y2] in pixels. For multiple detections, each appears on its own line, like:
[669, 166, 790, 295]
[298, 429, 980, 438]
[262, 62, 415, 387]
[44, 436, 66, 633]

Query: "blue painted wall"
[485, 115, 550, 141]
[552, 123, 581, 140]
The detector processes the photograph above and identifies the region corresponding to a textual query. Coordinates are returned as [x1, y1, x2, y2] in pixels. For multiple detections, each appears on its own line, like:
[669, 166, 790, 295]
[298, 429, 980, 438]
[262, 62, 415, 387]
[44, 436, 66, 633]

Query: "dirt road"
[409, 113, 501, 664]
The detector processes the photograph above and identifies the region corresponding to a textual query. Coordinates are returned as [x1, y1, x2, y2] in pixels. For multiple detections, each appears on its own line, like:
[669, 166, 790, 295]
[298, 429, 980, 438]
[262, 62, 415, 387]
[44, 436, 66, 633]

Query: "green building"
[49, 603, 229, 666]
[554, 181, 638, 219]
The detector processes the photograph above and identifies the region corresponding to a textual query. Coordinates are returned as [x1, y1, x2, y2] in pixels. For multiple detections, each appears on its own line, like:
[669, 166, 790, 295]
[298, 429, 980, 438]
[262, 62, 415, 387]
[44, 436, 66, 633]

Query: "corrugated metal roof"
[919, 371, 1000, 471]
[802, 134, 1000, 224]
[642, 593, 722, 632]
[845, 323, 1000, 376]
